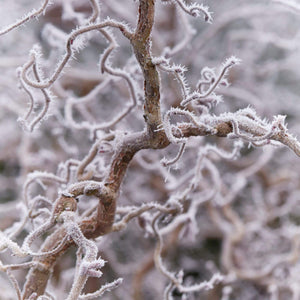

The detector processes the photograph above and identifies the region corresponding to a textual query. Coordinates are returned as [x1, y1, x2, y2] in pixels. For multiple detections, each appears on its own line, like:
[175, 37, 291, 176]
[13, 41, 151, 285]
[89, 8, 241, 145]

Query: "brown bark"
[22, 1, 168, 298]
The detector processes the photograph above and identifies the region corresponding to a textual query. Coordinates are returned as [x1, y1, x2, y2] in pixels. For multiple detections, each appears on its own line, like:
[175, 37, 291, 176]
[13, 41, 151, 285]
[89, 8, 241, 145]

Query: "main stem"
[22, 0, 168, 298]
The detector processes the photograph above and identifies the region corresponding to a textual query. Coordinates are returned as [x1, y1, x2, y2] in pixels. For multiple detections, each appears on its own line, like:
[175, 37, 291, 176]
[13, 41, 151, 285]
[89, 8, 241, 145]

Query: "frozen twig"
[163, 0, 213, 22]
[78, 278, 123, 299]
[21, 19, 133, 89]
[153, 214, 223, 294]
[161, 143, 186, 167]
[113, 202, 180, 232]
[181, 56, 241, 106]
[0, 0, 51, 36]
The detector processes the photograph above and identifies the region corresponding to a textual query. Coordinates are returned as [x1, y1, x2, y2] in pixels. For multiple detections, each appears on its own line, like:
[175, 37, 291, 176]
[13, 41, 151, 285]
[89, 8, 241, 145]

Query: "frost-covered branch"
[0, 0, 300, 299]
